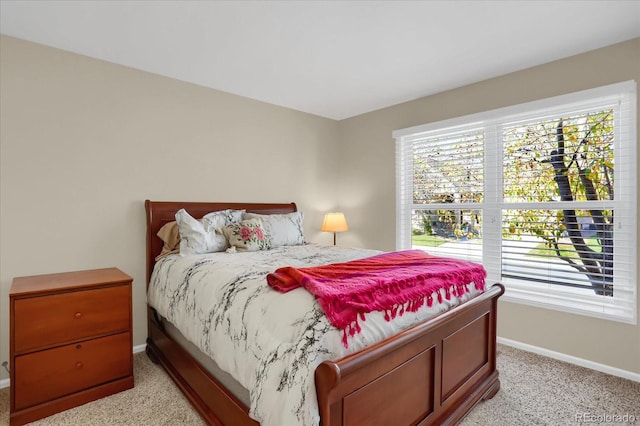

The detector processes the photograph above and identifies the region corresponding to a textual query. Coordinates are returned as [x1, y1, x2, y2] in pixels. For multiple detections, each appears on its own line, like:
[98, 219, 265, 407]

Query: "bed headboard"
[145, 200, 298, 285]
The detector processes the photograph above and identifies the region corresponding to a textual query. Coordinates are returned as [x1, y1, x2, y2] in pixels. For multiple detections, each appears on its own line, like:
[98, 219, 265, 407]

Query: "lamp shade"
[321, 212, 348, 233]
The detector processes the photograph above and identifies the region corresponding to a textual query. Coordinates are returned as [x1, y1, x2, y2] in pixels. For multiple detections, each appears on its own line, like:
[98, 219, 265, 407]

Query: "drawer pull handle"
[74, 312, 82, 319]
[76, 344, 82, 350]
[75, 362, 83, 369]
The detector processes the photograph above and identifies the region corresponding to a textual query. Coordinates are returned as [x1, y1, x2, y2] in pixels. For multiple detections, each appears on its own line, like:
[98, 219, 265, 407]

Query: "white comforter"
[147, 244, 481, 426]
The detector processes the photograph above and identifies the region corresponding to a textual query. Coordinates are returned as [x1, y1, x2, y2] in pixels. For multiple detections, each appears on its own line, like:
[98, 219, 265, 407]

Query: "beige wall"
[0, 35, 341, 379]
[338, 38, 640, 374]
[1, 35, 639, 382]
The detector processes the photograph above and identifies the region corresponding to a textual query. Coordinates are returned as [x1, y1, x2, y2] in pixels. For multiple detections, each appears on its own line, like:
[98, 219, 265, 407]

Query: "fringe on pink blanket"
[267, 250, 486, 347]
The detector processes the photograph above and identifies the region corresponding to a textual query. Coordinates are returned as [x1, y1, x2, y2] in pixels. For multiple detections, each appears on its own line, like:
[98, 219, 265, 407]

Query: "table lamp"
[321, 212, 348, 245]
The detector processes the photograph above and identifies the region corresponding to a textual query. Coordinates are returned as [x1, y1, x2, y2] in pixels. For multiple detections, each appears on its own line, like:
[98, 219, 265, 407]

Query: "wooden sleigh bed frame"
[144, 200, 505, 425]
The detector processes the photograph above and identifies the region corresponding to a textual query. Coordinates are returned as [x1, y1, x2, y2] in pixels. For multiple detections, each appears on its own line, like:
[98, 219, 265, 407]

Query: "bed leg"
[145, 339, 160, 364]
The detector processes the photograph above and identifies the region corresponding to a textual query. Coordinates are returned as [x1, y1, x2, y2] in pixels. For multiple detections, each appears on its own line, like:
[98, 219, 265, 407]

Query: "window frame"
[393, 81, 637, 324]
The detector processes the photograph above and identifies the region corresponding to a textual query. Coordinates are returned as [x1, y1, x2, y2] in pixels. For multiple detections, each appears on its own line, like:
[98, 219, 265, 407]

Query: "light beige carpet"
[1, 344, 638, 425]
[0, 350, 205, 426]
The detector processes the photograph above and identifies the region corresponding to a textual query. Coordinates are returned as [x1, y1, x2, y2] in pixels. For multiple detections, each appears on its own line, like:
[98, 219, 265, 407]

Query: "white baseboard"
[133, 343, 147, 354]
[0, 344, 149, 390]
[498, 337, 640, 383]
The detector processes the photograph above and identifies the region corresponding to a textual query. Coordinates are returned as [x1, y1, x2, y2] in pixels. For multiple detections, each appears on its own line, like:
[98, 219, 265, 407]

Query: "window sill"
[499, 282, 637, 325]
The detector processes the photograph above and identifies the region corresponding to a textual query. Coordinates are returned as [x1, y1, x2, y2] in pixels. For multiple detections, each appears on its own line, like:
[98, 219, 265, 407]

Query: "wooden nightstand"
[9, 268, 134, 425]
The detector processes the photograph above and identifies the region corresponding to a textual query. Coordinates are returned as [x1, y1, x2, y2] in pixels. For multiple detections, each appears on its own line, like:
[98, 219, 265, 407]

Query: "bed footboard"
[315, 283, 504, 426]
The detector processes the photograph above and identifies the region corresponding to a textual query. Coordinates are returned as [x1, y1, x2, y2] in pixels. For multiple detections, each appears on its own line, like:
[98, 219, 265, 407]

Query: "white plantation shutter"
[394, 81, 637, 323]
[404, 127, 484, 262]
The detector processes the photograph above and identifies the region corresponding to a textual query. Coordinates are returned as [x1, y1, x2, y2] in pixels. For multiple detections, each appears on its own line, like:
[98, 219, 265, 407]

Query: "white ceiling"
[1, 1, 639, 120]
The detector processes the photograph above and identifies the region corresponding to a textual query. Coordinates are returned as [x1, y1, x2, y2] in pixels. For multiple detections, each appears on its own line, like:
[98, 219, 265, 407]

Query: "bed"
[144, 200, 505, 425]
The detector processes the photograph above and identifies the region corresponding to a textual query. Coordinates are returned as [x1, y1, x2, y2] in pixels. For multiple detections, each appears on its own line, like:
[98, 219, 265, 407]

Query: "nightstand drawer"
[13, 331, 132, 410]
[13, 284, 130, 353]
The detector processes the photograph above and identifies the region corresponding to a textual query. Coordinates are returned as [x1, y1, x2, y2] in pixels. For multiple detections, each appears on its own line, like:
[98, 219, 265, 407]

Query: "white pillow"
[205, 209, 245, 225]
[242, 211, 304, 247]
[175, 209, 228, 255]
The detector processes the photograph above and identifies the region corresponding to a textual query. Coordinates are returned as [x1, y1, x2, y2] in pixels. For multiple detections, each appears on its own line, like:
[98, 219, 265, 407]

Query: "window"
[393, 81, 637, 323]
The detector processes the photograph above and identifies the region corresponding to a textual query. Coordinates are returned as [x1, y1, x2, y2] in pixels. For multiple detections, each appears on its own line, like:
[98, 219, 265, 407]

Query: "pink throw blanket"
[267, 250, 486, 346]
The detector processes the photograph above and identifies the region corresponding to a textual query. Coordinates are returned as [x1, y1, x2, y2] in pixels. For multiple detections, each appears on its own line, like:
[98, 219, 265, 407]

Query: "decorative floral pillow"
[175, 209, 228, 255]
[222, 219, 271, 252]
[243, 212, 304, 247]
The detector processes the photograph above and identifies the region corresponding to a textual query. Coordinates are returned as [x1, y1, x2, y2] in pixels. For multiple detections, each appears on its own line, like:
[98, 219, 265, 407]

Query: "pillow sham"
[156, 221, 181, 260]
[206, 208, 245, 225]
[243, 211, 304, 247]
[175, 209, 229, 255]
[222, 219, 271, 252]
